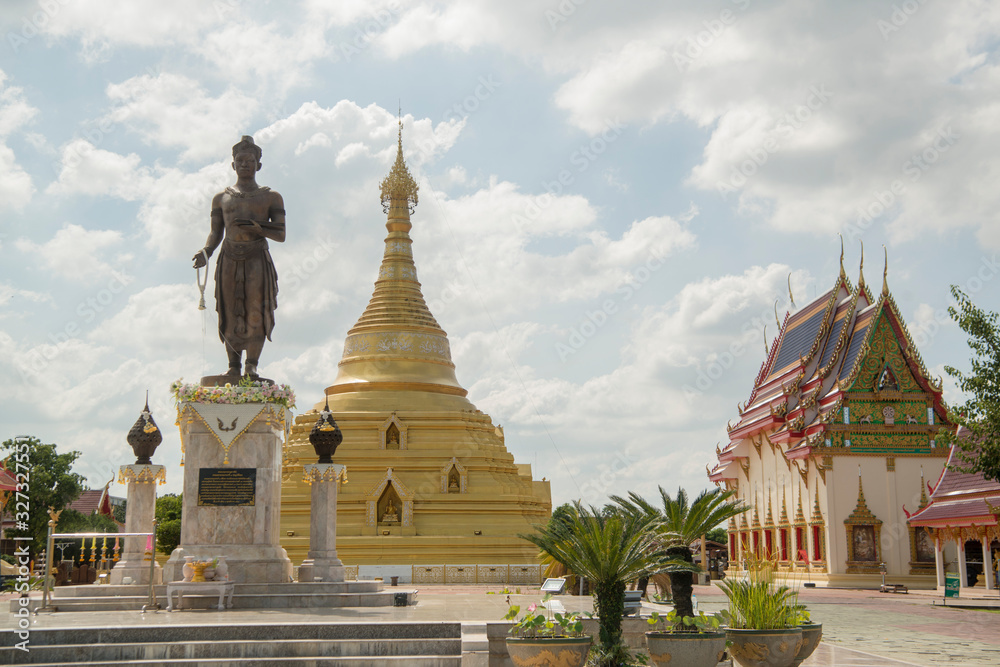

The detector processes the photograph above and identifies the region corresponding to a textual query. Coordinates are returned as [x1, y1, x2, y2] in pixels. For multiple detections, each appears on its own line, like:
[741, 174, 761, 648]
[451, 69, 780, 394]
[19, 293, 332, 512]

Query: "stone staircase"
[0, 621, 462, 666]
[12, 582, 413, 613]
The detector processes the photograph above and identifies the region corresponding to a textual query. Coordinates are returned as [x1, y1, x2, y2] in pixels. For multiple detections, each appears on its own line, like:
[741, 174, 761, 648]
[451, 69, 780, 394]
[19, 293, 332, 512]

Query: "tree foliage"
[611, 486, 747, 625]
[155, 493, 183, 555]
[521, 501, 690, 665]
[941, 286, 1000, 482]
[1, 437, 86, 558]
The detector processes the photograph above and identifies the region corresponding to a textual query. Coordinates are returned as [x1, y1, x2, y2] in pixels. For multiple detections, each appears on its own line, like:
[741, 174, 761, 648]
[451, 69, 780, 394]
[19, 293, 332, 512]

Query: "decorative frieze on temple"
[709, 248, 951, 587]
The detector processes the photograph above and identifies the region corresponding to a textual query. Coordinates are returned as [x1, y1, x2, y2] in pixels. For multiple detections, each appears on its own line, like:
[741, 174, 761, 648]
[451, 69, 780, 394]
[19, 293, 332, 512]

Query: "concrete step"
[0, 638, 462, 663]
[0, 622, 463, 666]
[1, 659, 462, 667]
[1, 622, 461, 647]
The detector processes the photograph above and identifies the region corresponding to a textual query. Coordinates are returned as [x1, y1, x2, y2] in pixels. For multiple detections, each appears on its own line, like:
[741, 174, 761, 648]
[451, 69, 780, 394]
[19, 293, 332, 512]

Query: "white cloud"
[0, 69, 36, 208]
[15, 224, 124, 283]
[47, 139, 154, 199]
[105, 73, 258, 162]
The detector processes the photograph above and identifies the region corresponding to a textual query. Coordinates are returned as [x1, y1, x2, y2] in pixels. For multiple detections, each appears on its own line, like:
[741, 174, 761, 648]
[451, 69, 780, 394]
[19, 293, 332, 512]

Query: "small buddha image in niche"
[386, 424, 400, 450]
[878, 366, 898, 392]
[381, 498, 399, 523]
[853, 525, 877, 562]
[448, 467, 460, 493]
[915, 527, 935, 562]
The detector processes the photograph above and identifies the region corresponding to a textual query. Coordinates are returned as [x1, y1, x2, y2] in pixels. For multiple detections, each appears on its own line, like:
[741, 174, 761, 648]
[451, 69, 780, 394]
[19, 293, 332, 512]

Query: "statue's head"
[232, 135, 262, 174]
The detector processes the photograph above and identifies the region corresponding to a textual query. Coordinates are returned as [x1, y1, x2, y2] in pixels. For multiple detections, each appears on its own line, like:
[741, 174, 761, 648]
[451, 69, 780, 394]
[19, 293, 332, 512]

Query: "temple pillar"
[110, 464, 164, 585]
[957, 540, 970, 590]
[297, 464, 346, 583]
[983, 537, 995, 591]
[934, 536, 946, 590]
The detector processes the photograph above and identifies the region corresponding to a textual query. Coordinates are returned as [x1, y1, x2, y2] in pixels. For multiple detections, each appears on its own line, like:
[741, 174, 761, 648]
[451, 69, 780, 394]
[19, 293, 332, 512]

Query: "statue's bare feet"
[244, 363, 259, 380]
[225, 365, 241, 377]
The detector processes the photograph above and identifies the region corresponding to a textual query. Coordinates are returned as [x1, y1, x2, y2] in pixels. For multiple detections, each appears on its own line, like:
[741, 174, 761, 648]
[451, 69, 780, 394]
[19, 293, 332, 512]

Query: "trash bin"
[390, 575, 399, 586]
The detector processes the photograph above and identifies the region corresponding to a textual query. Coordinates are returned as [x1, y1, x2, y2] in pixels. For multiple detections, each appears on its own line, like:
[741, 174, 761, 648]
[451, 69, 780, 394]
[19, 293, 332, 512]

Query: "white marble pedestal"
[110, 464, 164, 585]
[165, 403, 293, 584]
[297, 463, 347, 583]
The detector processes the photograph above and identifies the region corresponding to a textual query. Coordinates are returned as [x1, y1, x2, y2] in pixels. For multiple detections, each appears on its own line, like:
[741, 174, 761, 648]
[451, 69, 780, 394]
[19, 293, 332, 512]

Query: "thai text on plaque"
[197, 468, 256, 506]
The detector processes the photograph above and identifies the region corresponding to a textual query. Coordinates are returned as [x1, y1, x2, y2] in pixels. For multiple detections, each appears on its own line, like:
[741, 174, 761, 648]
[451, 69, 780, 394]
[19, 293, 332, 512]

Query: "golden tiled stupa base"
[279, 118, 551, 566]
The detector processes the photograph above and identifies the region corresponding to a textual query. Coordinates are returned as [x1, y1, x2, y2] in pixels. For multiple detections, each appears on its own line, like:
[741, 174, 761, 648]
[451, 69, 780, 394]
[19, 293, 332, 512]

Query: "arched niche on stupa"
[379, 413, 407, 450]
[440, 457, 467, 494]
[365, 468, 413, 530]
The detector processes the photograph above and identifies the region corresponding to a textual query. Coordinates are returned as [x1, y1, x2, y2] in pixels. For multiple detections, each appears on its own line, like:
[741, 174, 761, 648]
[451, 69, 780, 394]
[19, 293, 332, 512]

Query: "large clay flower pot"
[646, 630, 727, 667]
[726, 628, 803, 667]
[791, 623, 823, 666]
[505, 636, 592, 667]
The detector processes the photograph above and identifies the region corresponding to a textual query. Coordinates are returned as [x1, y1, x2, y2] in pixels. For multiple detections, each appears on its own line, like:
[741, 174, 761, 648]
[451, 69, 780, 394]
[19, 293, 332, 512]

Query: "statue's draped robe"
[215, 237, 278, 349]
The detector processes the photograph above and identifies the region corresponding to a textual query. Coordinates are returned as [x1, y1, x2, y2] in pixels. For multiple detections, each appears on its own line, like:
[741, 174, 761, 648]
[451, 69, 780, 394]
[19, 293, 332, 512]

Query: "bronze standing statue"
[193, 136, 285, 382]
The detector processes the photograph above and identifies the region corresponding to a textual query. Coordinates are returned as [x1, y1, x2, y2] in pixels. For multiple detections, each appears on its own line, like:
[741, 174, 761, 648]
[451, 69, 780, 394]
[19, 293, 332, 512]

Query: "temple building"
[278, 123, 552, 583]
[709, 251, 952, 587]
[908, 440, 1000, 593]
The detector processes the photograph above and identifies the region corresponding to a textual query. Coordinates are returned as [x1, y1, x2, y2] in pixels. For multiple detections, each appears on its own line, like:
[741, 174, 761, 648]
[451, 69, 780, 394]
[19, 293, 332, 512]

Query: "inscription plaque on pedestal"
[198, 468, 256, 506]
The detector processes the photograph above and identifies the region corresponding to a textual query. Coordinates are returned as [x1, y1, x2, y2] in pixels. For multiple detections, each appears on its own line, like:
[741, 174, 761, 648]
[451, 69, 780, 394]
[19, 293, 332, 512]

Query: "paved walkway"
[3, 584, 999, 665]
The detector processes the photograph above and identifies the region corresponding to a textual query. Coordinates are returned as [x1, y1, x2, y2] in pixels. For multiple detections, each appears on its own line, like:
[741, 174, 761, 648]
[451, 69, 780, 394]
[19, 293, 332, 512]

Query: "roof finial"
[379, 108, 419, 215]
[857, 239, 866, 289]
[838, 233, 846, 280]
[774, 299, 781, 328]
[787, 273, 795, 308]
[763, 325, 769, 355]
[882, 244, 889, 294]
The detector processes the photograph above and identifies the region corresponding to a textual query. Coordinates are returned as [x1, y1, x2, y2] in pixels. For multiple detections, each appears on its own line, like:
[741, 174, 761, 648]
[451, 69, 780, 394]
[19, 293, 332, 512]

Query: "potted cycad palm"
[611, 487, 747, 666]
[718, 556, 811, 667]
[518, 501, 685, 667]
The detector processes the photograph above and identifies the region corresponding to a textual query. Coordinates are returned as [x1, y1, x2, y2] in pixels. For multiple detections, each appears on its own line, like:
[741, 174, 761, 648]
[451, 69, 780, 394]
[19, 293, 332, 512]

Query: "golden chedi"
[279, 120, 552, 580]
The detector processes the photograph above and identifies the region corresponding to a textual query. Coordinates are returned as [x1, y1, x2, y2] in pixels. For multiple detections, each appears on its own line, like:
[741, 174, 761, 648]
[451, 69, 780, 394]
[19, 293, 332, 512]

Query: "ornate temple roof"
[710, 248, 949, 481]
[908, 441, 1000, 527]
[325, 120, 468, 403]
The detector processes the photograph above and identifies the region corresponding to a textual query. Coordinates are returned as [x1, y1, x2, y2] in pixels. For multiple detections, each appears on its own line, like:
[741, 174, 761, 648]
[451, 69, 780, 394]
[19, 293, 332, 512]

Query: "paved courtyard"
[3, 584, 1000, 665]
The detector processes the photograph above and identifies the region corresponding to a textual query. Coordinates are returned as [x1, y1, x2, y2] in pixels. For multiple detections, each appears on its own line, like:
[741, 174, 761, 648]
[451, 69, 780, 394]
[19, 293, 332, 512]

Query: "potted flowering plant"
[645, 610, 728, 667]
[504, 593, 591, 666]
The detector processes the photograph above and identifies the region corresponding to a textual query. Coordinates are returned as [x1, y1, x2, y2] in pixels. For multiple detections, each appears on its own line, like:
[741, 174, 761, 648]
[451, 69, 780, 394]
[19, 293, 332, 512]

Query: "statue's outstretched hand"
[193, 252, 208, 269]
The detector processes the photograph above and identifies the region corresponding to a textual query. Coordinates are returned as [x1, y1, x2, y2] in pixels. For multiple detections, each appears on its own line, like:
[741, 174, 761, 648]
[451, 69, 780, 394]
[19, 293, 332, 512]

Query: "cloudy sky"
[1, 0, 998, 507]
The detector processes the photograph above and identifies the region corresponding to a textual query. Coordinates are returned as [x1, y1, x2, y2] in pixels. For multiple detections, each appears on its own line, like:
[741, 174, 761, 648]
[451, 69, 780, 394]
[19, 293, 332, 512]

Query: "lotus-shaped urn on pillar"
[309, 396, 343, 463]
[127, 396, 162, 464]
